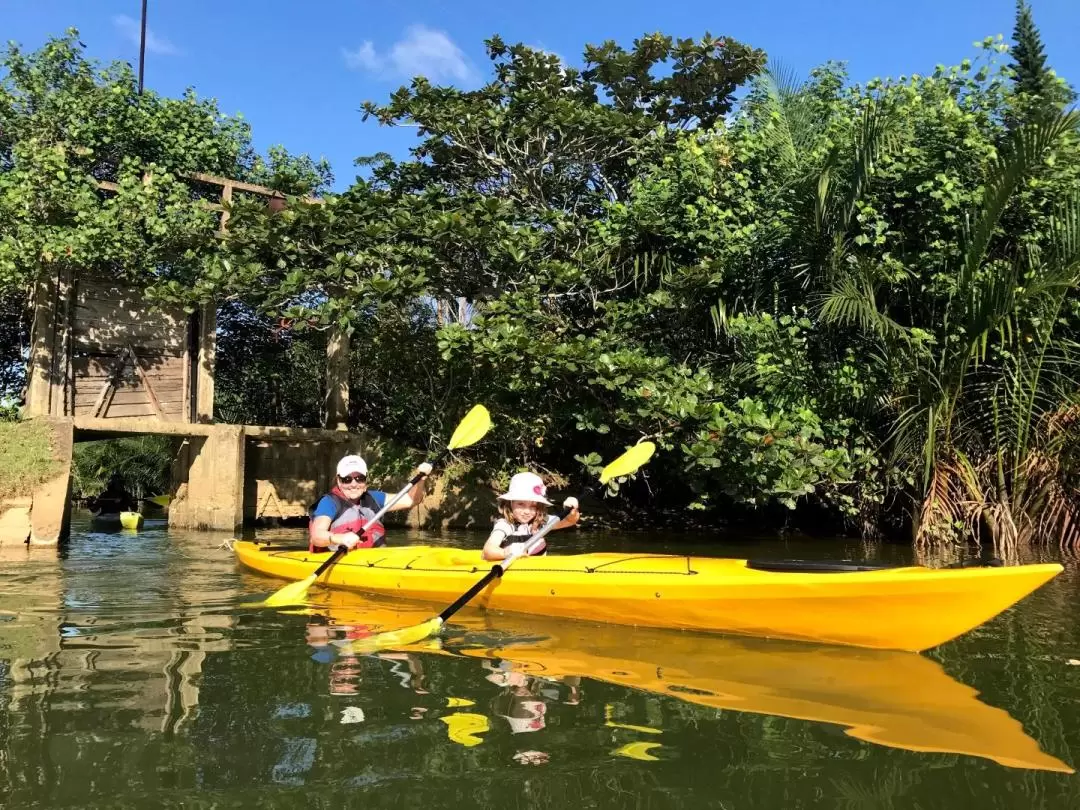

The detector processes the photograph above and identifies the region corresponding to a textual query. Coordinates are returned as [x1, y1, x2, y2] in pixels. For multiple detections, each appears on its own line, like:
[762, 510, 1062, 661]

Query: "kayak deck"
[233, 541, 1063, 652]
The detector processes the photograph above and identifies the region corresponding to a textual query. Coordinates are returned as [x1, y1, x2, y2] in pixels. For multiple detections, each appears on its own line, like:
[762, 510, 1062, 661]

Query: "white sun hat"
[336, 455, 368, 478]
[498, 472, 552, 505]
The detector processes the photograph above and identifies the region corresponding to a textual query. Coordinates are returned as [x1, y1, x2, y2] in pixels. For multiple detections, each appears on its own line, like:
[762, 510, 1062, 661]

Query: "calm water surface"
[1, 517, 1079, 808]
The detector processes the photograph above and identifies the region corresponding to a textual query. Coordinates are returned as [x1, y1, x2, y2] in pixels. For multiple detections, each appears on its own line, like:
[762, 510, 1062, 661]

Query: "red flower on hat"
[533, 484, 546, 496]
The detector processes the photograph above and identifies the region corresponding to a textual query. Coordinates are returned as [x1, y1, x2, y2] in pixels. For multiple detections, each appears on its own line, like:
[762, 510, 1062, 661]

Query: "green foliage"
[213, 301, 325, 427]
[0, 290, 29, 399]
[71, 435, 175, 500]
[4, 23, 1079, 544]
[0, 30, 328, 301]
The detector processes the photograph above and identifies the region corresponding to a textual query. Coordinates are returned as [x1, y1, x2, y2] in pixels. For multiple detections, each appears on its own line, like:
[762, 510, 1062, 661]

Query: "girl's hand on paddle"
[504, 542, 527, 562]
[562, 497, 581, 527]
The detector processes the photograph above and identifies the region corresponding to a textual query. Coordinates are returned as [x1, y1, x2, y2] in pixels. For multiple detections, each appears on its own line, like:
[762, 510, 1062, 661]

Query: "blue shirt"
[312, 490, 387, 521]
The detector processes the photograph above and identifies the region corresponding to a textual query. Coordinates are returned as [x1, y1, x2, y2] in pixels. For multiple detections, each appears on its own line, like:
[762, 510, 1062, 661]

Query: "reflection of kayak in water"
[306, 589, 1073, 773]
[234, 540, 1062, 651]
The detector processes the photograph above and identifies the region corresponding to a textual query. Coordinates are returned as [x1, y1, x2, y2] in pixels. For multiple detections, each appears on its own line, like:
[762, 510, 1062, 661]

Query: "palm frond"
[842, 102, 900, 231]
[959, 109, 1080, 288]
[818, 271, 909, 339]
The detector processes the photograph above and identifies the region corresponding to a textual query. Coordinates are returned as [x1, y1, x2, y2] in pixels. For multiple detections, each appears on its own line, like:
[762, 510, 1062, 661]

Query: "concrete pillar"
[168, 424, 245, 532]
[29, 417, 74, 545]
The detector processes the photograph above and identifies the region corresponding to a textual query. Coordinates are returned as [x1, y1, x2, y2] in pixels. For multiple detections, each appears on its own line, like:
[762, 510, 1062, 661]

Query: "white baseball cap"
[336, 455, 368, 478]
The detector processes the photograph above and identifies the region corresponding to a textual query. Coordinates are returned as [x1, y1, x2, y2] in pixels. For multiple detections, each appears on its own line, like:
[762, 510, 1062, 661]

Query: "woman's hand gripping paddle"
[338, 441, 657, 651]
[260, 405, 493, 607]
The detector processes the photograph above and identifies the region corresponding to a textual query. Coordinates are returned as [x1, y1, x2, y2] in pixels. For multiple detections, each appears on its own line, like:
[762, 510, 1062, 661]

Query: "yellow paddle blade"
[146, 495, 171, 507]
[600, 441, 656, 484]
[261, 574, 317, 607]
[440, 712, 490, 747]
[446, 405, 492, 450]
[337, 617, 445, 654]
[611, 741, 663, 761]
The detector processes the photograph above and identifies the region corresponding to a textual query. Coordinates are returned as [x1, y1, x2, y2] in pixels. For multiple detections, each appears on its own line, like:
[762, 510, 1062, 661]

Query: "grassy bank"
[0, 419, 63, 501]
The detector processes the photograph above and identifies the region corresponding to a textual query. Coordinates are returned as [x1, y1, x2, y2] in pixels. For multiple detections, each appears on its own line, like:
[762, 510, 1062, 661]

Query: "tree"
[1009, 1, 1075, 118]
[0, 31, 329, 423]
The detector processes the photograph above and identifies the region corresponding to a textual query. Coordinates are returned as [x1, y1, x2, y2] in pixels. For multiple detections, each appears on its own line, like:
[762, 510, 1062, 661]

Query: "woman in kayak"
[481, 471, 580, 561]
[309, 454, 431, 553]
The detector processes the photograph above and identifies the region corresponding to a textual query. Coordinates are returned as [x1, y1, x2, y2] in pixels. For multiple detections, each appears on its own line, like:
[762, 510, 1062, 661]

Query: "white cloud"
[342, 25, 474, 84]
[529, 45, 566, 66]
[113, 14, 179, 56]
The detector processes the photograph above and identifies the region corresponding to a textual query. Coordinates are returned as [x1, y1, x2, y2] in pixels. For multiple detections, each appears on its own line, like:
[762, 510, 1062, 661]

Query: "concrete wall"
[0, 418, 74, 546]
[242, 430, 499, 531]
[2, 416, 500, 541]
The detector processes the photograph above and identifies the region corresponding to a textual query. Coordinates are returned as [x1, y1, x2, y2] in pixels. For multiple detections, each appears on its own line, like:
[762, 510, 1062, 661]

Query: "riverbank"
[0, 418, 63, 500]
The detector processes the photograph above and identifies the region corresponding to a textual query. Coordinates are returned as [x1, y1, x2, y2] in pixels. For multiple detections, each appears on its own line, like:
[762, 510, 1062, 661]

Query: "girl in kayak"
[482, 471, 580, 561]
[309, 454, 431, 553]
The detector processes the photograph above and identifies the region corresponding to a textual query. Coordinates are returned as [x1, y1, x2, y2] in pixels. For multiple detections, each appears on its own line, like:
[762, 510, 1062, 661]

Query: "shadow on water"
[0, 517, 1078, 808]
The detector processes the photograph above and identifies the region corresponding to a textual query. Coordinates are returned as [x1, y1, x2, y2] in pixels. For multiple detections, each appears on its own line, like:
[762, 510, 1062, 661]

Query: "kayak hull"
[233, 541, 1063, 652]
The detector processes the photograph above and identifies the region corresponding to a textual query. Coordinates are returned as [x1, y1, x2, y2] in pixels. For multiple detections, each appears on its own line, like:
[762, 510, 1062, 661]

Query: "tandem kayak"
[304, 589, 1073, 772]
[233, 541, 1063, 652]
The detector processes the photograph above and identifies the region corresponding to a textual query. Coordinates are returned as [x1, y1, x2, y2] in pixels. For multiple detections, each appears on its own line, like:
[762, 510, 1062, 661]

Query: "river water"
[1, 516, 1078, 808]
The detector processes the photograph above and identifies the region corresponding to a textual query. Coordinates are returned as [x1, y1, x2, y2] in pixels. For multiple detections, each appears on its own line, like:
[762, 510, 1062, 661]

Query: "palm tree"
[822, 109, 1080, 551]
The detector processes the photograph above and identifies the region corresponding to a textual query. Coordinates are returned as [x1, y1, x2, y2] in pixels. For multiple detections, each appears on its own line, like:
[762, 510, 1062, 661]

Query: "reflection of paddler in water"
[306, 619, 428, 696]
[483, 659, 582, 734]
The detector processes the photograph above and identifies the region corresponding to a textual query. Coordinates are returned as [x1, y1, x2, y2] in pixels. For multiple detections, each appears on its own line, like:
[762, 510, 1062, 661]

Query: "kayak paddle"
[261, 404, 493, 607]
[337, 441, 657, 652]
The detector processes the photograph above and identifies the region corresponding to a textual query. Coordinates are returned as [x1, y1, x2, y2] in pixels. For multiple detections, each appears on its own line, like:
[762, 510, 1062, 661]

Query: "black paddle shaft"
[439, 565, 504, 622]
[436, 507, 573, 624]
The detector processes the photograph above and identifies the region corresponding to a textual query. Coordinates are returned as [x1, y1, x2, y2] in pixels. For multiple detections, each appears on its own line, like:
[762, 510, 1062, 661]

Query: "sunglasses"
[338, 474, 367, 484]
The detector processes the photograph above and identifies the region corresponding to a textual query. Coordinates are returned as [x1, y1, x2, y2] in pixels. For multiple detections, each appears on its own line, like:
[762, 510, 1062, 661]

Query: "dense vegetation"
[2, 3, 1077, 549]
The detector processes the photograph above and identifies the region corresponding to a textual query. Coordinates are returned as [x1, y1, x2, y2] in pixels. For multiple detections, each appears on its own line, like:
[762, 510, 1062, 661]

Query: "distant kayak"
[233, 541, 1063, 652]
[120, 511, 143, 530]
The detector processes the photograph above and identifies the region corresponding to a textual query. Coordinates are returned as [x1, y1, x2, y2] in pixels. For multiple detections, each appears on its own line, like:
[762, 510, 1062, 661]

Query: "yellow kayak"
[233, 541, 1063, 652]
[303, 589, 1073, 772]
[120, 511, 144, 530]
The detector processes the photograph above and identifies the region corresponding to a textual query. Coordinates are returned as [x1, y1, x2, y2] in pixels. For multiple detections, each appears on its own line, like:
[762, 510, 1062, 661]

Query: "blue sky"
[4, 1, 1079, 191]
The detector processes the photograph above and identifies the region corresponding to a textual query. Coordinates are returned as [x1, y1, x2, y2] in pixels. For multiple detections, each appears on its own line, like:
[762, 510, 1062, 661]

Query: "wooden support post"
[26, 266, 73, 417]
[219, 182, 233, 232]
[324, 327, 350, 430]
[195, 303, 216, 423]
[25, 271, 58, 417]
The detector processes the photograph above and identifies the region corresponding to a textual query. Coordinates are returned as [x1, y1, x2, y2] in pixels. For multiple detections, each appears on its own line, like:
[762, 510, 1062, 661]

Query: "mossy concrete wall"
[0, 417, 73, 546]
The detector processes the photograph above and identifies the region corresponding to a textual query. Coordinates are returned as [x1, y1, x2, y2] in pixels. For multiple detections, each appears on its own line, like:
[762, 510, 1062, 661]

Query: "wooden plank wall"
[70, 279, 191, 421]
